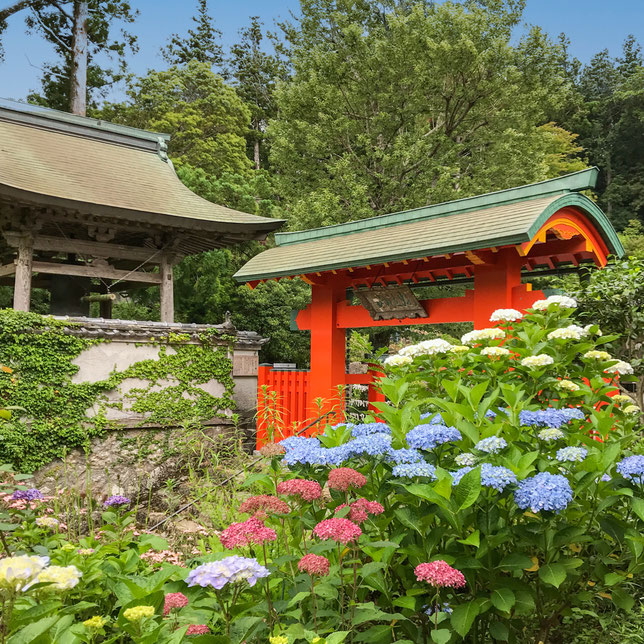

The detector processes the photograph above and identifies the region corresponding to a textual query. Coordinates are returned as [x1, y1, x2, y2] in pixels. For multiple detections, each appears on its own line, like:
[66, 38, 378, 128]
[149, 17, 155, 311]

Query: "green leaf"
[611, 587, 635, 611]
[453, 467, 481, 511]
[430, 630, 451, 644]
[457, 530, 480, 548]
[490, 588, 515, 613]
[7, 616, 60, 644]
[489, 621, 510, 641]
[450, 600, 481, 637]
[538, 563, 567, 588]
[630, 497, 644, 523]
[326, 632, 350, 644]
[498, 554, 533, 572]
[287, 591, 311, 607]
[361, 561, 386, 578]
[0, 522, 18, 531]
[393, 596, 416, 610]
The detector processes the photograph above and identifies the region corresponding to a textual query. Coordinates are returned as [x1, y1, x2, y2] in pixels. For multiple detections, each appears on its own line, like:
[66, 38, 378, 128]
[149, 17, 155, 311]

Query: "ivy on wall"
[0, 310, 236, 471]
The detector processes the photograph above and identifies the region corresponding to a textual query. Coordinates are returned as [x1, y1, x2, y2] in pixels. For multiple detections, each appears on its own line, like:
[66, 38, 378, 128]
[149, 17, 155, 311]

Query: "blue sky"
[0, 0, 642, 103]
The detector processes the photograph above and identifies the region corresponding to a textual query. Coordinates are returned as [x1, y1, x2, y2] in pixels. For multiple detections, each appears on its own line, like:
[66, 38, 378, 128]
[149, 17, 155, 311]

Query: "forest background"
[0, 0, 642, 367]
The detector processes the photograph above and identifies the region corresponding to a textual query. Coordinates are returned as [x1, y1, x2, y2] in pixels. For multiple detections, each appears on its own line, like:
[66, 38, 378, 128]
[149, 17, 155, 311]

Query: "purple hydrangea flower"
[616, 455, 644, 483]
[103, 495, 130, 508]
[186, 556, 269, 589]
[406, 425, 462, 450]
[12, 488, 44, 501]
[514, 472, 573, 513]
[519, 408, 585, 428]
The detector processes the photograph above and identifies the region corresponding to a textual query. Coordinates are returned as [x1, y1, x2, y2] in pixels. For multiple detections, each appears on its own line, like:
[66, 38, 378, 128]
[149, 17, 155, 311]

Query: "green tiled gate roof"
[235, 168, 623, 282]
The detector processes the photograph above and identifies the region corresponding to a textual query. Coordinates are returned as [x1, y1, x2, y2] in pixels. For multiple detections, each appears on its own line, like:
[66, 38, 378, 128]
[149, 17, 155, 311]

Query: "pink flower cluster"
[276, 479, 322, 502]
[163, 592, 188, 615]
[239, 495, 290, 516]
[186, 625, 210, 635]
[219, 516, 277, 549]
[414, 560, 466, 588]
[297, 553, 330, 576]
[335, 498, 384, 523]
[327, 468, 367, 492]
[140, 549, 185, 567]
[259, 442, 285, 457]
[313, 517, 362, 544]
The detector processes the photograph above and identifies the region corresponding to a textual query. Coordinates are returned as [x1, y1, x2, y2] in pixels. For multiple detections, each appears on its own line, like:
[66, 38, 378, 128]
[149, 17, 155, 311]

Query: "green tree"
[102, 60, 252, 176]
[230, 16, 287, 169]
[573, 36, 644, 229]
[15, 0, 139, 113]
[269, 0, 582, 229]
[161, 0, 224, 72]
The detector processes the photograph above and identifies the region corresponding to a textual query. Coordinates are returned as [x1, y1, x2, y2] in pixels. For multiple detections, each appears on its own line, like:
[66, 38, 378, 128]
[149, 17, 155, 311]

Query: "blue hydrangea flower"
[616, 455, 644, 483]
[480, 464, 518, 492]
[280, 436, 321, 451]
[420, 412, 446, 425]
[406, 425, 462, 450]
[514, 472, 573, 513]
[330, 422, 355, 431]
[475, 436, 507, 454]
[11, 488, 44, 501]
[281, 437, 326, 466]
[519, 408, 585, 428]
[538, 428, 565, 442]
[600, 473, 611, 482]
[186, 556, 269, 589]
[484, 409, 498, 420]
[425, 603, 452, 616]
[451, 466, 473, 485]
[556, 446, 587, 463]
[455, 453, 477, 467]
[388, 448, 424, 464]
[392, 462, 437, 479]
[351, 422, 391, 438]
[345, 433, 393, 458]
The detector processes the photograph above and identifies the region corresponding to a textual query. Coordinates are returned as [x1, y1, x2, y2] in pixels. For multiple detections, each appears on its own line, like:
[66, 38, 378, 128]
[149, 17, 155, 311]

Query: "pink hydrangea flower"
[239, 495, 290, 516]
[186, 624, 210, 635]
[327, 468, 367, 492]
[335, 498, 384, 523]
[219, 517, 277, 549]
[276, 479, 322, 502]
[163, 592, 189, 615]
[140, 550, 184, 567]
[313, 518, 362, 544]
[298, 553, 330, 576]
[415, 560, 466, 588]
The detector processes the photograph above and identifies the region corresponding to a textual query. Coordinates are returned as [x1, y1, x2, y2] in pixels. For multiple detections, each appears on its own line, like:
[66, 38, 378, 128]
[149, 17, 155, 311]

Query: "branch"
[49, 0, 72, 23]
[0, 0, 34, 21]
[30, 7, 71, 51]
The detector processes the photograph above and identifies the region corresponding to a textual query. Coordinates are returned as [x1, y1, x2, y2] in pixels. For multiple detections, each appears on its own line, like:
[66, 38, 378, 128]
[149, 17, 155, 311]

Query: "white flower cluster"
[623, 405, 640, 415]
[35, 517, 60, 530]
[0, 555, 49, 591]
[461, 328, 505, 345]
[384, 354, 413, 367]
[480, 346, 511, 357]
[399, 338, 454, 358]
[521, 354, 554, 368]
[531, 295, 577, 310]
[547, 324, 587, 341]
[489, 308, 523, 323]
[605, 360, 634, 375]
[557, 379, 580, 392]
[583, 350, 612, 361]
[449, 345, 469, 353]
[583, 324, 602, 336]
[613, 394, 633, 405]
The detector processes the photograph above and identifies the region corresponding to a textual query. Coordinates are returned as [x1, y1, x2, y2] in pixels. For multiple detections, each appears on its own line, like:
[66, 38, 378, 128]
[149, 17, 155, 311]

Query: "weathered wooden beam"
[0, 263, 16, 278]
[13, 234, 33, 311]
[159, 254, 174, 323]
[31, 261, 162, 284]
[3, 232, 162, 263]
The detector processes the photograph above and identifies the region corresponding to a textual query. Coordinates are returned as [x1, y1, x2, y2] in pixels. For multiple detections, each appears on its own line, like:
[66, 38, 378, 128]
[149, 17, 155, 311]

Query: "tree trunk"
[254, 138, 261, 170]
[69, 0, 88, 116]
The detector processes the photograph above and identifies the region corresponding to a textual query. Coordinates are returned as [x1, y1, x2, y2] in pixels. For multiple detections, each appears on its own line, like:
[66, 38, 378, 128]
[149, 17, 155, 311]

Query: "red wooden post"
[308, 282, 346, 421]
[367, 365, 386, 417]
[472, 248, 523, 329]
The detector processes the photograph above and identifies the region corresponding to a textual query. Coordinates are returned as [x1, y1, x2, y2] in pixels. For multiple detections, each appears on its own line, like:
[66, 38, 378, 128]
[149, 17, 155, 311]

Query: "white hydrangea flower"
[538, 428, 565, 441]
[398, 344, 420, 357]
[35, 517, 60, 530]
[547, 325, 587, 341]
[521, 354, 554, 368]
[612, 394, 633, 405]
[558, 379, 580, 392]
[0, 555, 50, 591]
[449, 345, 469, 353]
[583, 350, 612, 361]
[461, 328, 506, 345]
[605, 360, 634, 375]
[623, 405, 640, 415]
[489, 308, 523, 323]
[384, 354, 413, 367]
[480, 346, 511, 357]
[583, 324, 602, 336]
[32, 565, 82, 591]
[417, 338, 454, 354]
[531, 295, 577, 310]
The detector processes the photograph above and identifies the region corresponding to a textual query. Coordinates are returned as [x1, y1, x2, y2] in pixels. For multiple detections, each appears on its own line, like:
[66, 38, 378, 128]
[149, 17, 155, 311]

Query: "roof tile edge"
[275, 168, 599, 247]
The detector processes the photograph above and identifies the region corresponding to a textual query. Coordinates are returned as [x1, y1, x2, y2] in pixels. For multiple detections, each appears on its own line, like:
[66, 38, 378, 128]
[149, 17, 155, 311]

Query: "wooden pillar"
[13, 234, 33, 312]
[160, 254, 175, 323]
[308, 282, 346, 420]
[472, 248, 523, 329]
